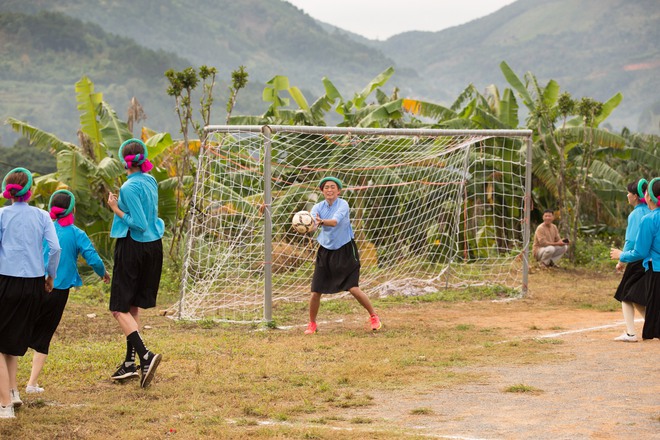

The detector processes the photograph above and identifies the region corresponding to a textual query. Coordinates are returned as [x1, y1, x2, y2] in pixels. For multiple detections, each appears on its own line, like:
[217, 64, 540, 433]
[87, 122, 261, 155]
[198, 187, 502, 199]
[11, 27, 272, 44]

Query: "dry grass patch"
[2, 270, 622, 438]
[504, 383, 544, 394]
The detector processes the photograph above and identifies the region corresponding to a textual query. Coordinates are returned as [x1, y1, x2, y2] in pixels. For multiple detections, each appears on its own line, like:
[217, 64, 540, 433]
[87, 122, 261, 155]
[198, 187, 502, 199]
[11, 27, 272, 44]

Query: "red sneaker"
[304, 322, 317, 334]
[370, 314, 382, 331]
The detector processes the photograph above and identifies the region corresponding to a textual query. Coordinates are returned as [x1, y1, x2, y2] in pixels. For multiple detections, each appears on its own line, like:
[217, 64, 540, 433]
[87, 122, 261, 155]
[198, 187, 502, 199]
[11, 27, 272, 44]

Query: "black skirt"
[311, 240, 360, 294]
[0, 275, 45, 356]
[614, 260, 647, 302]
[29, 288, 70, 354]
[642, 263, 660, 340]
[110, 233, 163, 312]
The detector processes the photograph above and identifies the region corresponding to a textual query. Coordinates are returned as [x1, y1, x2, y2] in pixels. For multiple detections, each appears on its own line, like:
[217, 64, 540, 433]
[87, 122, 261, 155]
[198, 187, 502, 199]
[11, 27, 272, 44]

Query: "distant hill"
[0, 0, 408, 97]
[0, 0, 415, 144]
[376, 0, 660, 133]
[1, 0, 658, 146]
[0, 10, 191, 144]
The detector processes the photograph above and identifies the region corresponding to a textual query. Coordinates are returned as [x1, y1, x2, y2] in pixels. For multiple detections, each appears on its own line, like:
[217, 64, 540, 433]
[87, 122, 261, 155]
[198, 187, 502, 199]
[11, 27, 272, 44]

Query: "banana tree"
[6, 76, 175, 259]
[500, 62, 627, 253]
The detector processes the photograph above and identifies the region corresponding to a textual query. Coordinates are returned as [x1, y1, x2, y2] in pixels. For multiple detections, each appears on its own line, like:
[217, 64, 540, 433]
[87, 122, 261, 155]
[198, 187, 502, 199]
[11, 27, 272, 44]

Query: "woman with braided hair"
[107, 138, 164, 388]
[0, 168, 60, 419]
[611, 177, 660, 340]
[25, 189, 110, 394]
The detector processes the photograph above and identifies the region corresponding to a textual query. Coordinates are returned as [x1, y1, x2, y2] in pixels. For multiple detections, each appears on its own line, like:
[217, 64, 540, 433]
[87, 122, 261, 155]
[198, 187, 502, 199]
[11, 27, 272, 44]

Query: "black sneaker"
[140, 353, 162, 388]
[111, 362, 140, 381]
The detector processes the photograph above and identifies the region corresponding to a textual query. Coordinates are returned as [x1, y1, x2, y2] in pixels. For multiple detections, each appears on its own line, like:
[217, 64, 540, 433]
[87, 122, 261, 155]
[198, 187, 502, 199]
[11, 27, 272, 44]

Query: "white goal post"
[176, 125, 533, 322]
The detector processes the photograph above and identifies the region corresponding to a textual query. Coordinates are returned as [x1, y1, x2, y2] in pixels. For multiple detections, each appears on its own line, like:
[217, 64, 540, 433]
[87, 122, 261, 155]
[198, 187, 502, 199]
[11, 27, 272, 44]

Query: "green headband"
[649, 178, 659, 204]
[48, 189, 75, 216]
[319, 176, 342, 190]
[118, 138, 148, 163]
[2, 167, 33, 196]
[637, 179, 648, 199]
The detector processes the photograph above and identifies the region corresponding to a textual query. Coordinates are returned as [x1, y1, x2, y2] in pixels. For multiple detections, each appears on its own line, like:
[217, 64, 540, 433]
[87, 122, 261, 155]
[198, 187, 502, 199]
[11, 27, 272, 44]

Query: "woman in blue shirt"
[611, 177, 660, 340]
[0, 168, 60, 419]
[609, 179, 650, 342]
[107, 139, 164, 388]
[26, 189, 110, 394]
[304, 177, 381, 335]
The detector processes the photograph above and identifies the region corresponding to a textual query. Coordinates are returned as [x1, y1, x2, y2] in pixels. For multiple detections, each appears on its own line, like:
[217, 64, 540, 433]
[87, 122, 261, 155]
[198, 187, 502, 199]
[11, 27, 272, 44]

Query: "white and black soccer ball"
[292, 210, 314, 234]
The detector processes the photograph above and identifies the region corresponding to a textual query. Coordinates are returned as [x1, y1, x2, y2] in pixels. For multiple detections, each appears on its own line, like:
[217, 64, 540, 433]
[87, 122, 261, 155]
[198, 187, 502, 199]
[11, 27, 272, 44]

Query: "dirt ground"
[339, 268, 660, 439]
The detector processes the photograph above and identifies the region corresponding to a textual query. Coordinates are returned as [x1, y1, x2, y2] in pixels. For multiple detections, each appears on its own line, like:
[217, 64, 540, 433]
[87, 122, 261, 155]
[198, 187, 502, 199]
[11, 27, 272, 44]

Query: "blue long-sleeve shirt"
[622, 203, 650, 252]
[620, 208, 660, 270]
[0, 202, 60, 278]
[310, 197, 354, 250]
[110, 172, 164, 242]
[45, 223, 106, 290]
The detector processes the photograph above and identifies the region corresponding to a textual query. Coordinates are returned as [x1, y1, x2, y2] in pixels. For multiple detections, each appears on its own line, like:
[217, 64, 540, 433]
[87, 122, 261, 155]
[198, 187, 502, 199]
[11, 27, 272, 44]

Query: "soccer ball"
[292, 210, 314, 234]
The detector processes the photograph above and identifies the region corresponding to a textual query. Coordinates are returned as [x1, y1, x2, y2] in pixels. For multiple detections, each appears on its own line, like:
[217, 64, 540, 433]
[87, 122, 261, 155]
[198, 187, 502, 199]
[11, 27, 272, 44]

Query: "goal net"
[176, 126, 532, 322]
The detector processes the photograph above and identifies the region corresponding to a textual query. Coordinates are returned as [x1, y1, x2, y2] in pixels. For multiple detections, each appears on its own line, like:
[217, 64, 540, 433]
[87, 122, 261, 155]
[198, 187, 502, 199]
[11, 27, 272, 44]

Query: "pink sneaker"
[304, 322, 317, 334]
[370, 314, 382, 331]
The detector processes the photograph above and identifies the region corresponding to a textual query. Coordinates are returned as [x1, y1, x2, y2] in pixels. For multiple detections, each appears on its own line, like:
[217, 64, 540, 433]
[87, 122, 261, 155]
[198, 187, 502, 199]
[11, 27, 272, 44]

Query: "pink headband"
[124, 154, 153, 173]
[50, 206, 74, 226]
[3, 184, 32, 202]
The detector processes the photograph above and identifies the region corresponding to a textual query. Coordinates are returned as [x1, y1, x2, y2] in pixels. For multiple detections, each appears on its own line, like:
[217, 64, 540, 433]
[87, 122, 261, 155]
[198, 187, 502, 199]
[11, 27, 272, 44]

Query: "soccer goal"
[176, 125, 532, 322]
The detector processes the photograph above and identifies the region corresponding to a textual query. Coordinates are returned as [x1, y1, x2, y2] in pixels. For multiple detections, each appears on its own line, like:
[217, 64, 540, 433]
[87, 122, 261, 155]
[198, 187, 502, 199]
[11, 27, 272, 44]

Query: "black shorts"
[110, 234, 163, 313]
[29, 288, 69, 354]
[311, 239, 360, 294]
[0, 275, 44, 356]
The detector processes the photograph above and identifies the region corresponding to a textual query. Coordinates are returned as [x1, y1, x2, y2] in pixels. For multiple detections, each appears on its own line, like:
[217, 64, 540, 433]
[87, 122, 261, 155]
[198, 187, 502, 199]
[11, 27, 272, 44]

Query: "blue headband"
[649, 178, 659, 204]
[319, 176, 342, 190]
[118, 138, 148, 166]
[637, 179, 648, 199]
[48, 189, 75, 216]
[2, 167, 33, 196]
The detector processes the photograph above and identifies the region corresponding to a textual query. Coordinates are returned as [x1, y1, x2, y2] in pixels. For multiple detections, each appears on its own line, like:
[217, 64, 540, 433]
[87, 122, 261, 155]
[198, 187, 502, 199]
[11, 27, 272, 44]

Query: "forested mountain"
[1, 0, 658, 146]
[377, 0, 660, 133]
[0, 11, 190, 144]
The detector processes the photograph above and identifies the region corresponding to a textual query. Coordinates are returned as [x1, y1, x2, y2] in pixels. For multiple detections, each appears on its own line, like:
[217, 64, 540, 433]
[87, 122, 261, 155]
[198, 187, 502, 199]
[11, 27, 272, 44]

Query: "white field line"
[273, 318, 344, 331]
[536, 318, 644, 339]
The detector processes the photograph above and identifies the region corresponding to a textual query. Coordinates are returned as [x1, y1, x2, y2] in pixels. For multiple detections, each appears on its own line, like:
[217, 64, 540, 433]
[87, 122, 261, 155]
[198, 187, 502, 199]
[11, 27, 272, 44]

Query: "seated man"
[532, 209, 569, 267]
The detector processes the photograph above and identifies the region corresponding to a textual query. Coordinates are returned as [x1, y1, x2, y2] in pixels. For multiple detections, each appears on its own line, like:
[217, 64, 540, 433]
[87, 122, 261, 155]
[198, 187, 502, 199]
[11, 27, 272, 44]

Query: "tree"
[5, 76, 173, 260]
[500, 61, 626, 257]
[164, 65, 249, 260]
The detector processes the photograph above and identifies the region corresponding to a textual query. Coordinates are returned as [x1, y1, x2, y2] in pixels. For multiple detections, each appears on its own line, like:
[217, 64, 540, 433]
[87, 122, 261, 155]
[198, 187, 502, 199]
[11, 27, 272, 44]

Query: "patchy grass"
[410, 407, 434, 415]
[504, 383, 544, 394]
[1, 269, 623, 439]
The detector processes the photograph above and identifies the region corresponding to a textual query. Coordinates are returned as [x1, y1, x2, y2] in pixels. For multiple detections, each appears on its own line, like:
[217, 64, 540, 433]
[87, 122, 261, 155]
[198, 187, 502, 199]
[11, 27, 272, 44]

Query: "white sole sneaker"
[26, 385, 45, 394]
[10, 389, 22, 408]
[0, 405, 15, 419]
[613, 333, 638, 342]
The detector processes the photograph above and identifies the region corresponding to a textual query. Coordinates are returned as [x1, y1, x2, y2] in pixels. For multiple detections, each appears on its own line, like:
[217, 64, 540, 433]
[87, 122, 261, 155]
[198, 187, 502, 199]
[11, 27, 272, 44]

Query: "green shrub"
[572, 235, 616, 269]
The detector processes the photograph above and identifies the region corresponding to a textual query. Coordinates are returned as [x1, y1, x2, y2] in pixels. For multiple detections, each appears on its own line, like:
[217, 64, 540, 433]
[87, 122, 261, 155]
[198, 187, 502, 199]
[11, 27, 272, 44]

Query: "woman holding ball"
[304, 176, 381, 334]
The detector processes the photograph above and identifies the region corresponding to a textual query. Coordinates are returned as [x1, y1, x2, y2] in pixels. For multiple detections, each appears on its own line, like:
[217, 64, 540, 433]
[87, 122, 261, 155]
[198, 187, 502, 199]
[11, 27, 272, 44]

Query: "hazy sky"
[285, 0, 518, 40]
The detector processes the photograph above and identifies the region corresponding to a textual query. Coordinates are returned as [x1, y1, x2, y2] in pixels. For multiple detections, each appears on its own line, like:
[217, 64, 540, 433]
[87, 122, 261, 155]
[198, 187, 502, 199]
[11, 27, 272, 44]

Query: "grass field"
[2, 266, 659, 439]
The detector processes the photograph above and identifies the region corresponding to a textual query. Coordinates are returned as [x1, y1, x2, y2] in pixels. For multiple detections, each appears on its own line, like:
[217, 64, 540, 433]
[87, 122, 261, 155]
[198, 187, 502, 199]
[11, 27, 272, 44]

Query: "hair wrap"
[2, 167, 33, 201]
[118, 138, 153, 172]
[49, 189, 76, 226]
[649, 178, 660, 205]
[319, 176, 342, 190]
